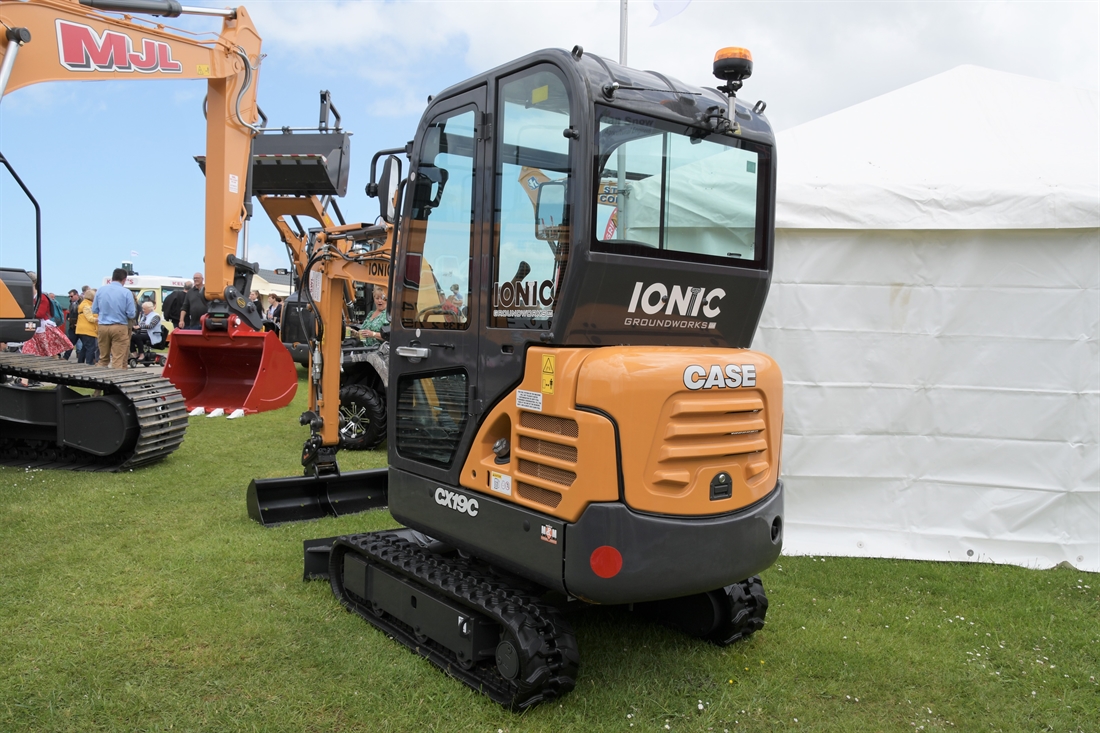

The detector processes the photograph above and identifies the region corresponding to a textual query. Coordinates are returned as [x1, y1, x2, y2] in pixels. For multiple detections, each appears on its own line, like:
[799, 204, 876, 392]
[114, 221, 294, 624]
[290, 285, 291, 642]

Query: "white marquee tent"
[755, 66, 1100, 572]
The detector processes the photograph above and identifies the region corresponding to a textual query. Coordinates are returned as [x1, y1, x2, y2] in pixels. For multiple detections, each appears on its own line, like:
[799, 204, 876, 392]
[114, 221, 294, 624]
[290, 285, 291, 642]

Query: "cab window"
[593, 108, 769, 267]
[491, 66, 572, 329]
[400, 108, 477, 330]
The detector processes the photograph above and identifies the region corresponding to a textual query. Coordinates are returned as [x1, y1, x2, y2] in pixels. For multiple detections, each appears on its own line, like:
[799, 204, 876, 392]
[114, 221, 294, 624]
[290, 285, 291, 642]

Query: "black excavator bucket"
[195, 131, 351, 199]
[251, 131, 351, 197]
[246, 468, 388, 526]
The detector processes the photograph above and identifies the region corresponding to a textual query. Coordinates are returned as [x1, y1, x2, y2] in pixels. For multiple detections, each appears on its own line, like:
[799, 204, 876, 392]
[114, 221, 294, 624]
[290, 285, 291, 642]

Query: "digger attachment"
[164, 319, 298, 414]
[246, 467, 388, 526]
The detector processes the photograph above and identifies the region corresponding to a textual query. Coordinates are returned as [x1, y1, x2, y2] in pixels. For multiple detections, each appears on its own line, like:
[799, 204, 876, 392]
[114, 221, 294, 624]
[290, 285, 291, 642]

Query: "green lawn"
[1, 380, 1097, 732]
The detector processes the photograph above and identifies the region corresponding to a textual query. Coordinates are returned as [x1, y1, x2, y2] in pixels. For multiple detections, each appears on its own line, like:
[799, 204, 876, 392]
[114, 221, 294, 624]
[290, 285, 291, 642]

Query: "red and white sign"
[56, 20, 183, 74]
[603, 207, 618, 240]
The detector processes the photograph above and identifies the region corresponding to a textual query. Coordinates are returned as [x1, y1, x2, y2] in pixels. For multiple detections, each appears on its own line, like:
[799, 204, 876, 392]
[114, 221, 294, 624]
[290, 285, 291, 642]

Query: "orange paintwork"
[461, 346, 782, 520]
[460, 347, 619, 523]
[576, 346, 782, 516]
[0, 0, 262, 305]
[0, 281, 24, 319]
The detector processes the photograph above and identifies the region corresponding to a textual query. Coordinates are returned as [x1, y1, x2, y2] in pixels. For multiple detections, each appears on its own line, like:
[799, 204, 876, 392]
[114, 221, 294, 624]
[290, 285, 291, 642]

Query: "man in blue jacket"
[93, 268, 137, 369]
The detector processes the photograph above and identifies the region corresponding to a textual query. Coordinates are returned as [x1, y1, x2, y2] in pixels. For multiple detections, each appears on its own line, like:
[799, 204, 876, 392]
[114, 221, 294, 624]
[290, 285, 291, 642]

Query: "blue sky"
[1, 0, 1096, 296]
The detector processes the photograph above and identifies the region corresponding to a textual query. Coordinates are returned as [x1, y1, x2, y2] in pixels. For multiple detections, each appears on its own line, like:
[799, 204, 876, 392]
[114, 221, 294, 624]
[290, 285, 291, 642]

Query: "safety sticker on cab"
[541, 354, 555, 394]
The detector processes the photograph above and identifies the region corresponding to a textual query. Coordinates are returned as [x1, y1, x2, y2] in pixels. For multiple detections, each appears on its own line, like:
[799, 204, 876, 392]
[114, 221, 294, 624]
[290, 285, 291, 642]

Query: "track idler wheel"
[633, 575, 768, 646]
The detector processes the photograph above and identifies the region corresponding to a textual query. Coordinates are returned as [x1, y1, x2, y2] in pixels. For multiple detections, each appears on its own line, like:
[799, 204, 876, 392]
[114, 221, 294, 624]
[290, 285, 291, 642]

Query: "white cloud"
[242, 0, 1098, 130]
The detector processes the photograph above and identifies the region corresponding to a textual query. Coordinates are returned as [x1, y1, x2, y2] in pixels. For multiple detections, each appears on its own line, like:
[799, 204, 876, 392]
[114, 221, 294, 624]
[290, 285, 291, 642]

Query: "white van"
[103, 274, 187, 325]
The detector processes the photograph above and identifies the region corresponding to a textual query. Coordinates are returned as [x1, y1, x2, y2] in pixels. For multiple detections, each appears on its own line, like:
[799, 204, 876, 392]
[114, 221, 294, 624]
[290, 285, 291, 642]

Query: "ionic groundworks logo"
[625, 282, 725, 330]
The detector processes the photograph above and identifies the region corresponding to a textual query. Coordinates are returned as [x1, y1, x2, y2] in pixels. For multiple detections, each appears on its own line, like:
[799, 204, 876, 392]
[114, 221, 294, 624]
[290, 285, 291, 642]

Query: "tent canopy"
[776, 65, 1099, 230]
[758, 66, 1099, 572]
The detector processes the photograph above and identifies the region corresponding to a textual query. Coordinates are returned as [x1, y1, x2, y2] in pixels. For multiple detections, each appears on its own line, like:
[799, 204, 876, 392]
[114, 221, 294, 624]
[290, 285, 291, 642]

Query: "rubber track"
[0, 353, 188, 471]
[329, 532, 580, 710]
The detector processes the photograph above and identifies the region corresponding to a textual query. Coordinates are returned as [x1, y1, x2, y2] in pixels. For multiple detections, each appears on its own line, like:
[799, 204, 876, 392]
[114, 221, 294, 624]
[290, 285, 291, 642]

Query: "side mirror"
[377, 155, 402, 224]
[535, 180, 568, 241]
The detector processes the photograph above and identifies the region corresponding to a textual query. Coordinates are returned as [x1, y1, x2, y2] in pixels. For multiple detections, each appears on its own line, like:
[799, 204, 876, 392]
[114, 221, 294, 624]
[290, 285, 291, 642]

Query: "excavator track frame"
[327, 530, 580, 710]
[0, 353, 187, 470]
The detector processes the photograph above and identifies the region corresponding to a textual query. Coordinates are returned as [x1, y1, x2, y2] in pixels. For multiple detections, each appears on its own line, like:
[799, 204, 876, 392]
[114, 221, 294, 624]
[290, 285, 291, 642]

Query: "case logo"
[435, 488, 479, 517]
[56, 20, 183, 74]
[683, 364, 757, 390]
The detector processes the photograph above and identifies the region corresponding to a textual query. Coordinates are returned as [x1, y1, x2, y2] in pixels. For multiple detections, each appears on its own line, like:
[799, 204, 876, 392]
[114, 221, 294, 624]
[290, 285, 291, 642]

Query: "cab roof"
[431, 48, 775, 147]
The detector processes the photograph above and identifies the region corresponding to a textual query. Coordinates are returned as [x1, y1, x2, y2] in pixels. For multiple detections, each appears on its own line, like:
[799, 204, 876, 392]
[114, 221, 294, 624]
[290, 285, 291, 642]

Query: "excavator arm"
[0, 0, 261, 306]
[0, 0, 295, 414]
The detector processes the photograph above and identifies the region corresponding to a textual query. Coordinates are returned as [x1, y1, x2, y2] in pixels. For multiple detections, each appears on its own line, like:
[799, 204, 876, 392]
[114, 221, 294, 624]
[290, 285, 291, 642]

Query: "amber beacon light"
[713, 47, 753, 84]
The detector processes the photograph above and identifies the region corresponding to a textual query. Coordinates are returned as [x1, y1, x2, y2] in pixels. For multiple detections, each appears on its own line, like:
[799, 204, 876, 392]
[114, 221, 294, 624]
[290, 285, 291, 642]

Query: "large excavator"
[249, 46, 785, 708]
[0, 0, 300, 468]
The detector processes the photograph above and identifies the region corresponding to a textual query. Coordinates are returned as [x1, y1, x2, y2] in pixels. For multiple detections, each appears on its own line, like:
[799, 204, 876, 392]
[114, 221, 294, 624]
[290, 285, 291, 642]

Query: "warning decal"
[517, 390, 543, 412]
[541, 354, 555, 394]
[490, 472, 512, 496]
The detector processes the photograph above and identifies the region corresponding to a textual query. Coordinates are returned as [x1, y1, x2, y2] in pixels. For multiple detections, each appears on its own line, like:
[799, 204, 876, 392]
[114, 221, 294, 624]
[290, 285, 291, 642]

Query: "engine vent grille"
[518, 435, 578, 463]
[518, 481, 563, 508]
[519, 412, 578, 438]
[658, 395, 767, 462]
[519, 459, 576, 486]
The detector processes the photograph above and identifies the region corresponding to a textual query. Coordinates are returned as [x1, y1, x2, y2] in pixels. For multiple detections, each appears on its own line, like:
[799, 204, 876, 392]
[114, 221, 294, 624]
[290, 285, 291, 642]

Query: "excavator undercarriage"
[323, 530, 580, 710]
[0, 353, 187, 470]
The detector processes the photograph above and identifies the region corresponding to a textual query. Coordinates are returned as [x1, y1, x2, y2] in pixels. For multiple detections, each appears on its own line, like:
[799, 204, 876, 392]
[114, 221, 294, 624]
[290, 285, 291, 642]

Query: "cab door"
[388, 87, 489, 487]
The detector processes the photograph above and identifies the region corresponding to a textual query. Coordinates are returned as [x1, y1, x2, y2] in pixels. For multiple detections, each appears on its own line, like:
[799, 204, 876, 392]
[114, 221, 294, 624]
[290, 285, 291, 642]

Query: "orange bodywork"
[0, 0, 262, 303]
[460, 348, 619, 523]
[577, 347, 783, 516]
[461, 346, 783, 522]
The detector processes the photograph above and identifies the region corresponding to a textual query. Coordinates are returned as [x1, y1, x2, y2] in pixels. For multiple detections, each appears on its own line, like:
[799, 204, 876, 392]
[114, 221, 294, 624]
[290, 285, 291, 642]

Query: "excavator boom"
[0, 0, 293, 473]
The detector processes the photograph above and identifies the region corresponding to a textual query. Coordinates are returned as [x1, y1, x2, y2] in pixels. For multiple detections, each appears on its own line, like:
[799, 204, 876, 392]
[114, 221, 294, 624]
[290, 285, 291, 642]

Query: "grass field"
[1, 379, 1097, 732]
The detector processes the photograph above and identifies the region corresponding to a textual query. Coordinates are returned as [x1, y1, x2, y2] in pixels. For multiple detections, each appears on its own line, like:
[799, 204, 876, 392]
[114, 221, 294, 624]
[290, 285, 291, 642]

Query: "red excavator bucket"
[163, 318, 297, 413]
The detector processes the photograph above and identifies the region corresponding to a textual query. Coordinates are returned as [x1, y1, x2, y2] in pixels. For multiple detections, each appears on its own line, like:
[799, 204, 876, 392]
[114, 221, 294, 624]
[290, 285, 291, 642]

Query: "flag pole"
[619, 0, 628, 65]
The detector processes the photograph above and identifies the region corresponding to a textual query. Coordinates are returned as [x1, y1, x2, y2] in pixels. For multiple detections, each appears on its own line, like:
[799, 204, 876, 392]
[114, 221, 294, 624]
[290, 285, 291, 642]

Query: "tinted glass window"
[594, 109, 768, 267]
[400, 108, 477, 329]
[491, 67, 572, 329]
[394, 371, 469, 467]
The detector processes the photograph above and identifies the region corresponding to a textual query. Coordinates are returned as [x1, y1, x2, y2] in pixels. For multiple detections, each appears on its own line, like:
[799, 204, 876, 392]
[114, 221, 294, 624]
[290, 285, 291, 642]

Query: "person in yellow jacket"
[75, 289, 99, 365]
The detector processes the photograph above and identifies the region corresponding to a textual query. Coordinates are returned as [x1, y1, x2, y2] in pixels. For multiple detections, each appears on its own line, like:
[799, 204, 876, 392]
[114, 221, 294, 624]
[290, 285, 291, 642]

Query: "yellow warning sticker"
[197, 64, 211, 77]
[532, 84, 549, 104]
[541, 354, 555, 394]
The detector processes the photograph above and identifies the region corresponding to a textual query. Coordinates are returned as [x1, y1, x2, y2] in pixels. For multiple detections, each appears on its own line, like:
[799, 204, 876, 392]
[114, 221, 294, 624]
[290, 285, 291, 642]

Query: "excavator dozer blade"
[246, 468, 388, 526]
[163, 327, 298, 413]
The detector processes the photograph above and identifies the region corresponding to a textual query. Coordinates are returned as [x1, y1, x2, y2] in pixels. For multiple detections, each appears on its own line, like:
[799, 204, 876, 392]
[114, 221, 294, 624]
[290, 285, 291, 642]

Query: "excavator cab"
[385, 46, 779, 537]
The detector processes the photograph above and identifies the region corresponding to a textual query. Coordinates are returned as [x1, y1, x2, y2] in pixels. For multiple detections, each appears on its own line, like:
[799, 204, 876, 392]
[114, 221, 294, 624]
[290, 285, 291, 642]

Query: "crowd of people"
[7, 267, 288, 372]
[7, 268, 290, 373]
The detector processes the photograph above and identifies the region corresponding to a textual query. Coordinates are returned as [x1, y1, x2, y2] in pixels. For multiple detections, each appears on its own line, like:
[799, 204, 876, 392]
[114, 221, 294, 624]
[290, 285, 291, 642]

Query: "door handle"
[395, 346, 431, 362]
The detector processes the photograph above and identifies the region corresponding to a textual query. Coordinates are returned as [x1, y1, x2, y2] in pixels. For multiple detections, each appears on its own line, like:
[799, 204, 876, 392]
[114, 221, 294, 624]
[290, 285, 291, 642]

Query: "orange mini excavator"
[249, 46, 785, 709]
[0, 0, 303, 468]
